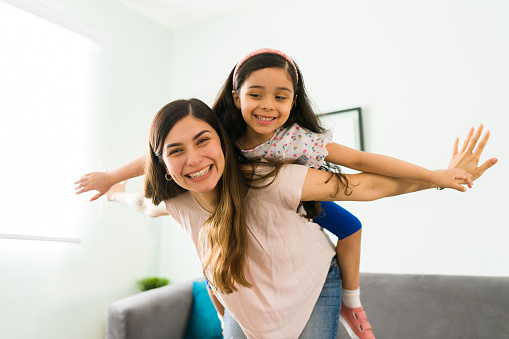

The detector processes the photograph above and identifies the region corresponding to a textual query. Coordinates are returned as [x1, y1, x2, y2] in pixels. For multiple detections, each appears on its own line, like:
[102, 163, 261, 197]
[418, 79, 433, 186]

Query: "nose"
[262, 97, 275, 111]
[186, 147, 202, 166]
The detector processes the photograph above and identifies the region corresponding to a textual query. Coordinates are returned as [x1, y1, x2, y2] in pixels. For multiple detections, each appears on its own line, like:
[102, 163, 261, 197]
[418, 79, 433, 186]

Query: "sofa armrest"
[106, 280, 193, 339]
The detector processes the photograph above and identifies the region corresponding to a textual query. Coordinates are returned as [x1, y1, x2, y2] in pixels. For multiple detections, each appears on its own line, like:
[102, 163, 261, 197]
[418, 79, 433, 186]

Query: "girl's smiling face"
[162, 115, 225, 195]
[232, 67, 295, 148]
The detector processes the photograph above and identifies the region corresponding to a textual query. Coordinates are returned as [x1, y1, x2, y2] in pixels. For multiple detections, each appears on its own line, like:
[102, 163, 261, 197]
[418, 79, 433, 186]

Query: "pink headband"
[232, 48, 298, 87]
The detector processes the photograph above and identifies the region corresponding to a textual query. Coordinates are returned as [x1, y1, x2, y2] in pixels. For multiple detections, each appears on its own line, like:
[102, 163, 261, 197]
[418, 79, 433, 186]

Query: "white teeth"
[256, 115, 275, 122]
[187, 165, 211, 179]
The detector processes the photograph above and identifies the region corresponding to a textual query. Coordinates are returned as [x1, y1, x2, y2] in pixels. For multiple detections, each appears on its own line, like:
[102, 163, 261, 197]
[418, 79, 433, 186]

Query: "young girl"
[102, 98, 486, 339]
[74, 48, 489, 339]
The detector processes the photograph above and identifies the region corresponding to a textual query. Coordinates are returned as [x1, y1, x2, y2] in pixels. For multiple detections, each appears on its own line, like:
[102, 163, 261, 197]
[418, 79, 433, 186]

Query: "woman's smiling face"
[162, 115, 225, 195]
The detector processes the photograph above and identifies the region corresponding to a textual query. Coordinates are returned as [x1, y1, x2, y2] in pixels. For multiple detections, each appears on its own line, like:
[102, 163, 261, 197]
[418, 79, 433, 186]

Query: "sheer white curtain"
[0, 0, 103, 242]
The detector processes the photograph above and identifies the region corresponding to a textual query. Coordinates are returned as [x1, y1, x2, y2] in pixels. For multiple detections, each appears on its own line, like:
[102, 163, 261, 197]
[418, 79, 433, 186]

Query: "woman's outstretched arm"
[301, 169, 467, 202]
[74, 155, 146, 202]
[105, 180, 168, 218]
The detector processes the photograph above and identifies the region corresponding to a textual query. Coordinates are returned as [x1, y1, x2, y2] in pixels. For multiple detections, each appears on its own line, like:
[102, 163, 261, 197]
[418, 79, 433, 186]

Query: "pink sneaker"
[339, 303, 375, 339]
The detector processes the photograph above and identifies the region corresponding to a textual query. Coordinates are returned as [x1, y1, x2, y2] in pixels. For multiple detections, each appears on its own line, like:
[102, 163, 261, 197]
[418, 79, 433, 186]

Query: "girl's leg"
[336, 229, 361, 290]
[299, 256, 342, 339]
[314, 202, 375, 338]
[314, 201, 362, 292]
[223, 309, 247, 339]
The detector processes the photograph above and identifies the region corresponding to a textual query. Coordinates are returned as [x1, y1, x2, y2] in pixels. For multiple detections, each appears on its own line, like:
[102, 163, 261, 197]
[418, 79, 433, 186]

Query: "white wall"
[0, 0, 173, 338]
[164, 0, 509, 282]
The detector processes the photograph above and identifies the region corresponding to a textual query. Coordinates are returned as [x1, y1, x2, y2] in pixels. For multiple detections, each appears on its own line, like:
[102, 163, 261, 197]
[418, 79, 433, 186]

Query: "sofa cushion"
[336, 273, 509, 339]
[183, 280, 223, 339]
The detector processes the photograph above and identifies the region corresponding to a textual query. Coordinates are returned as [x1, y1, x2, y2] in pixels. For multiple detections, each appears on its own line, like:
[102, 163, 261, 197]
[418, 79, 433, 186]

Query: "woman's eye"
[168, 149, 182, 156]
[197, 137, 209, 145]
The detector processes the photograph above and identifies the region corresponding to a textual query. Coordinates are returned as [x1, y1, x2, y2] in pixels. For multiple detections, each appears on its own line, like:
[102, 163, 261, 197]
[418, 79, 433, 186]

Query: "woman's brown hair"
[144, 98, 251, 294]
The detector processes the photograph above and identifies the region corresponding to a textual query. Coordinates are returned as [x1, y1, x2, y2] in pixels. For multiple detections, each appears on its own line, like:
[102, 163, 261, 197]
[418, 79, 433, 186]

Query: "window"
[0, 0, 103, 242]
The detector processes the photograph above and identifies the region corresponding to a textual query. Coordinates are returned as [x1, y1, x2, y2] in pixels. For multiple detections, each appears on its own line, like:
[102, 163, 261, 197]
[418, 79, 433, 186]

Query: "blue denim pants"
[223, 257, 342, 339]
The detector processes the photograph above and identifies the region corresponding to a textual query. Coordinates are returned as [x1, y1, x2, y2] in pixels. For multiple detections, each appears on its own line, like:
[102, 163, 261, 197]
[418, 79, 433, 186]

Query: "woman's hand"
[74, 155, 147, 202]
[74, 171, 113, 202]
[447, 124, 498, 182]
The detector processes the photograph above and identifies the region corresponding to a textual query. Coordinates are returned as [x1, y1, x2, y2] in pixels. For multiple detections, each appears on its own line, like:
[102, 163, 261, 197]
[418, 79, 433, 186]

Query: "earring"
[165, 173, 173, 181]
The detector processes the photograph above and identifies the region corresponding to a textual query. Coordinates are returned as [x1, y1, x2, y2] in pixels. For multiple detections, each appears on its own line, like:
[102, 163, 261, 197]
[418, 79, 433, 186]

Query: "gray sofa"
[106, 273, 509, 339]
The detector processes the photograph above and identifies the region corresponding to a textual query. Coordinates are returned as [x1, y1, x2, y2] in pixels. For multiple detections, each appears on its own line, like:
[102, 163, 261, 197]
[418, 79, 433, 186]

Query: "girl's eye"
[249, 93, 261, 98]
[276, 95, 287, 100]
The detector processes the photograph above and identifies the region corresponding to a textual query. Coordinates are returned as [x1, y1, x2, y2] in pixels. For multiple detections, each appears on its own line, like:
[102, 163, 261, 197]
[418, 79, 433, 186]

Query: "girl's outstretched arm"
[106, 180, 168, 218]
[306, 126, 497, 202]
[324, 125, 493, 191]
[74, 155, 146, 202]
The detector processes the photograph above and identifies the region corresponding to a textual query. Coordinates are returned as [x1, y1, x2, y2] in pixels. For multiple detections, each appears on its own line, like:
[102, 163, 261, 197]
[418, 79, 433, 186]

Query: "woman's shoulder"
[239, 158, 297, 172]
[248, 162, 309, 210]
[164, 191, 196, 210]
[239, 160, 308, 189]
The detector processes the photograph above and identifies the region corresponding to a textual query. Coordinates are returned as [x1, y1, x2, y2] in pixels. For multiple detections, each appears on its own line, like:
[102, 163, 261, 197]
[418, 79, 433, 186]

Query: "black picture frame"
[320, 107, 365, 151]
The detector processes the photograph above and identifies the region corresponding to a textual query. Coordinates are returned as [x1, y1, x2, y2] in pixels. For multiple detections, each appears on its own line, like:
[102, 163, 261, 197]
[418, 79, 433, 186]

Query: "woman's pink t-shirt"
[165, 164, 335, 339]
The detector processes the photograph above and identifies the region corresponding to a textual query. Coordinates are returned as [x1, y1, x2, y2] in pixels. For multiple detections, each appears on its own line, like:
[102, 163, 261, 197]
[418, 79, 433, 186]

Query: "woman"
[100, 98, 492, 339]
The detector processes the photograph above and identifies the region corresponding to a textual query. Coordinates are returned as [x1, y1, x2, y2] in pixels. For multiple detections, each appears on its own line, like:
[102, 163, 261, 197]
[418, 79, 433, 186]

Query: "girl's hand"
[431, 169, 473, 192]
[447, 124, 498, 182]
[74, 171, 114, 202]
[105, 181, 127, 201]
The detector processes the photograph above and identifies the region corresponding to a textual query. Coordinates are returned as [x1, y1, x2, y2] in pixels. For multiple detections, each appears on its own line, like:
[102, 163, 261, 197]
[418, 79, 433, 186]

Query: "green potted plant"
[136, 276, 170, 292]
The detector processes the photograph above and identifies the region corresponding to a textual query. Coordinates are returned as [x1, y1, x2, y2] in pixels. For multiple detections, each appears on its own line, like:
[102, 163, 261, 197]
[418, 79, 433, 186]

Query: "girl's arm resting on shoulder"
[106, 181, 168, 218]
[74, 155, 146, 202]
[324, 125, 490, 190]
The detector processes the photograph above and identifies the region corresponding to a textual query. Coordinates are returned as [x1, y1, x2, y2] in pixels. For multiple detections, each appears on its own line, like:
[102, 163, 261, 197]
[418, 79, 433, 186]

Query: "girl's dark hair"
[144, 98, 251, 294]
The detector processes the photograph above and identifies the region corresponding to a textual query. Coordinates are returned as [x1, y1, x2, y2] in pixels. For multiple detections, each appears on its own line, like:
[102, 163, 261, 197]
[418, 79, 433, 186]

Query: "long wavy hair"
[144, 98, 251, 294]
[212, 50, 351, 217]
